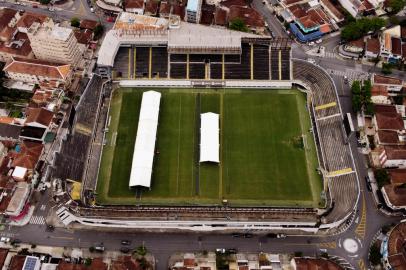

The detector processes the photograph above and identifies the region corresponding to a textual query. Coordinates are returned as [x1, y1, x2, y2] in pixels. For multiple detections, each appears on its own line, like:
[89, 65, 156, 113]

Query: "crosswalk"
[318, 241, 337, 249]
[324, 51, 336, 59]
[29, 215, 45, 225]
[326, 68, 370, 86]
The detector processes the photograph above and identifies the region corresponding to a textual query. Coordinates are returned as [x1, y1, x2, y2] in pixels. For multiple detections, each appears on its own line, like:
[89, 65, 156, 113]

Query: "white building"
[27, 19, 82, 65]
[185, 0, 202, 23]
[5, 182, 30, 217]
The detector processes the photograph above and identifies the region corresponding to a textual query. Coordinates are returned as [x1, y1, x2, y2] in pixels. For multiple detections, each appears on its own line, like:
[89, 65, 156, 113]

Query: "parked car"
[277, 233, 287, 238]
[90, 7, 94, 12]
[315, 38, 322, 44]
[267, 233, 278, 238]
[94, 245, 105, 252]
[231, 233, 243, 237]
[244, 233, 253, 238]
[308, 41, 315, 46]
[227, 248, 238, 254]
[120, 247, 130, 253]
[121, 240, 131, 245]
[0, 237, 10, 243]
[216, 248, 226, 253]
[365, 176, 372, 192]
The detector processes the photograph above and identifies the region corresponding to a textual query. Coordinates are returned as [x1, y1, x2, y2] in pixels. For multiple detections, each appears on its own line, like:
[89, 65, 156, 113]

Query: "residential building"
[371, 85, 390, 104]
[291, 258, 344, 270]
[10, 140, 44, 170]
[364, 37, 380, 59]
[186, 0, 202, 23]
[0, 9, 47, 62]
[123, 0, 144, 14]
[5, 181, 30, 217]
[228, 6, 265, 32]
[372, 74, 403, 95]
[20, 107, 54, 142]
[383, 221, 406, 269]
[380, 26, 403, 63]
[27, 19, 82, 65]
[373, 104, 406, 146]
[378, 145, 406, 168]
[3, 57, 73, 92]
[337, 0, 374, 18]
[381, 169, 406, 210]
[144, 0, 159, 16]
[320, 0, 345, 23]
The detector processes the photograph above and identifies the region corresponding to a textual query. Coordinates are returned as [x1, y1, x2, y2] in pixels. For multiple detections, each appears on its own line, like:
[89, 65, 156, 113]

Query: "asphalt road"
[1, 2, 405, 269]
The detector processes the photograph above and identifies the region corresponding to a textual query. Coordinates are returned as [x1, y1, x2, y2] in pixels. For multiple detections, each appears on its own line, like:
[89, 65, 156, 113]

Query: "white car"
[48, 7, 55, 11]
[90, 7, 94, 12]
[307, 58, 316, 64]
[315, 38, 322, 44]
[0, 237, 10, 243]
[308, 41, 315, 46]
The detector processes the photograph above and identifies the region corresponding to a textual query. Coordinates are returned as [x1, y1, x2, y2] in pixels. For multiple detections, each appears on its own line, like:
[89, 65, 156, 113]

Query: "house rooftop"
[228, 6, 265, 28]
[371, 85, 389, 96]
[377, 130, 399, 144]
[25, 107, 54, 127]
[124, 0, 144, 9]
[366, 38, 380, 54]
[388, 169, 406, 184]
[4, 57, 71, 80]
[294, 258, 343, 270]
[391, 37, 402, 56]
[374, 105, 404, 130]
[79, 19, 99, 30]
[384, 145, 406, 160]
[374, 74, 403, 85]
[0, 123, 22, 140]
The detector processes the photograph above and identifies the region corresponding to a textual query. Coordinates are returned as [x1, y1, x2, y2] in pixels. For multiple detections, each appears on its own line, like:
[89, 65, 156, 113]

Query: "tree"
[382, 63, 393, 74]
[89, 246, 95, 253]
[84, 258, 92, 266]
[93, 24, 104, 40]
[70, 17, 80, 28]
[369, 243, 382, 266]
[229, 18, 249, 32]
[341, 17, 386, 41]
[136, 245, 147, 256]
[39, 0, 51, 4]
[389, 16, 400, 25]
[375, 169, 390, 188]
[387, 0, 406, 13]
[351, 80, 362, 112]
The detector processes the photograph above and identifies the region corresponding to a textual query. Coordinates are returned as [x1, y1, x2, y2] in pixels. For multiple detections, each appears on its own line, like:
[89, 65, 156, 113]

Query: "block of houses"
[320, 0, 345, 23]
[5, 181, 30, 217]
[380, 26, 403, 63]
[228, 6, 265, 33]
[291, 258, 344, 270]
[337, 0, 375, 18]
[371, 85, 390, 104]
[124, 0, 145, 14]
[10, 140, 44, 173]
[144, 0, 159, 16]
[20, 107, 54, 142]
[364, 37, 380, 59]
[3, 57, 73, 92]
[381, 169, 406, 210]
[0, 9, 48, 62]
[372, 74, 404, 96]
[372, 104, 406, 146]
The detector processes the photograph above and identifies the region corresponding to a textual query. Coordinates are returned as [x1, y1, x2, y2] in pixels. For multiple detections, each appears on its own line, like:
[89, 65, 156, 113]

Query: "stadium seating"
[135, 47, 150, 78]
[170, 63, 187, 79]
[151, 47, 168, 78]
[224, 43, 251, 80]
[189, 63, 206, 79]
[253, 44, 269, 80]
[210, 64, 223, 80]
[270, 49, 280, 80]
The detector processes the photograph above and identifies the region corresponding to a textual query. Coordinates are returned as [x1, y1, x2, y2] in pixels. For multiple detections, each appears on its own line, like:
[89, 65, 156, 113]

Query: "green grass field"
[96, 88, 322, 207]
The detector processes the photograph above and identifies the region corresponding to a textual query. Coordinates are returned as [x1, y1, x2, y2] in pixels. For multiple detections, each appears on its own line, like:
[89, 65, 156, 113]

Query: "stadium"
[51, 12, 360, 232]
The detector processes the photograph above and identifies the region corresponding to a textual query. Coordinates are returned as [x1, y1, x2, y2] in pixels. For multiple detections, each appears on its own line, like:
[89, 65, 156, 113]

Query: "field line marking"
[295, 93, 318, 206]
[176, 95, 182, 196]
[219, 91, 224, 199]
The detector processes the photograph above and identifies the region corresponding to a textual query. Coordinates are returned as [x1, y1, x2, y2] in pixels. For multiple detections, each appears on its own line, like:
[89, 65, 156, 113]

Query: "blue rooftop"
[290, 23, 323, 43]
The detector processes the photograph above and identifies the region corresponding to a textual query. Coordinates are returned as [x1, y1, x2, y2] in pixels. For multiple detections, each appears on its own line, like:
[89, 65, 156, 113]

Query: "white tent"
[129, 91, 161, 188]
[200, 112, 220, 163]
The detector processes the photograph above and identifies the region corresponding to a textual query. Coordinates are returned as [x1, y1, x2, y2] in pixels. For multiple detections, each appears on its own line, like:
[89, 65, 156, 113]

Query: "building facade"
[27, 19, 82, 65]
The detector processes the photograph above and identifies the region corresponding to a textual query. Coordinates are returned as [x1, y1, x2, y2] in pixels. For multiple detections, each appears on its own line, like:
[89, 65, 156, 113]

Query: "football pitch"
[96, 88, 322, 207]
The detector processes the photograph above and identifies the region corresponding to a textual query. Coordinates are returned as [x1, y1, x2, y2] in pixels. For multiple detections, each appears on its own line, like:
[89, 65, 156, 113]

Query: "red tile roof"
[391, 37, 402, 56]
[320, 0, 344, 20]
[0, 249, 8, 269]
[111, 256, 141, 270]
[220, 0, 248, 8]
[0, 8, 17, 31]
[124, 0, 144, 9]
[73, 29, 93, 44]
[172, 4, 185, 19]
[348, 38, 365, 49]
[374, 74, 403, 85]
[79, 19, 99, 31]
[200, 9, 214, 25]
[371, 85, 389, 96]
[385, 145, 406, 160]
[159, 1, 170, 16]
[387, 222, 406, 269]
[295, 258, 343, 270]
[388, 169, 406, 184]
[16, 12, 47, 29]
[228, 6, 265, 28]
[9, 255, 26, 270]
[366, 38, 380, 54]
[4, 57, 71, 80]
[383, 185, 406, 208]
[25, 107, 54, 127]
[214, 8, 228, 26]
[377, 130, 400, 145]
[144, 0, 159, 15]
[11, 141, 43, 170]
[374, 105, 404, 130]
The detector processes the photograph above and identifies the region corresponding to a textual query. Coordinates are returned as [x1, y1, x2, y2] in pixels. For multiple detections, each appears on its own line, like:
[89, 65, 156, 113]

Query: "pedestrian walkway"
[318, 241, 337, 249]
[355, 195, 367, 239]
[326, 68, 370, 86]
[30, 215, 46, 225]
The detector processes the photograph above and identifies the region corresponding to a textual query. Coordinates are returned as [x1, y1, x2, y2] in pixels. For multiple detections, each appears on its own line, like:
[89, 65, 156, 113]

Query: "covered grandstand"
[97, 12, 291, 81]
[200, 112, 219, 163]
[129, 91, 161, 189]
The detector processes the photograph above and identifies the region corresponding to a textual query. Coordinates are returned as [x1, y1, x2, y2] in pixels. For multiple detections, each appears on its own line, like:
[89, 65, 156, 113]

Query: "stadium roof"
[200, 113, 220, 163]
[129, 91, 161, 188]
[97, 12, 261, 67]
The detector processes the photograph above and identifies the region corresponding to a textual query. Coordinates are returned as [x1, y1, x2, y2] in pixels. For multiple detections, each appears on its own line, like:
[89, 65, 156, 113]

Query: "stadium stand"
[98, 13, 292, 81]
[292, 59, 359, 224]
[51, 75, 103, 183]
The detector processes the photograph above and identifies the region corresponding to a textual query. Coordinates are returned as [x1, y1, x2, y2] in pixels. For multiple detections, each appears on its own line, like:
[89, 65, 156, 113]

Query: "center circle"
[343, 238, 359, 253]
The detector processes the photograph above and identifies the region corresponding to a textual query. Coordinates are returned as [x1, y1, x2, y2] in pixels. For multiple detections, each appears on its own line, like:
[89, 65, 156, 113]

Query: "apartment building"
[27, 19, 82, 66]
